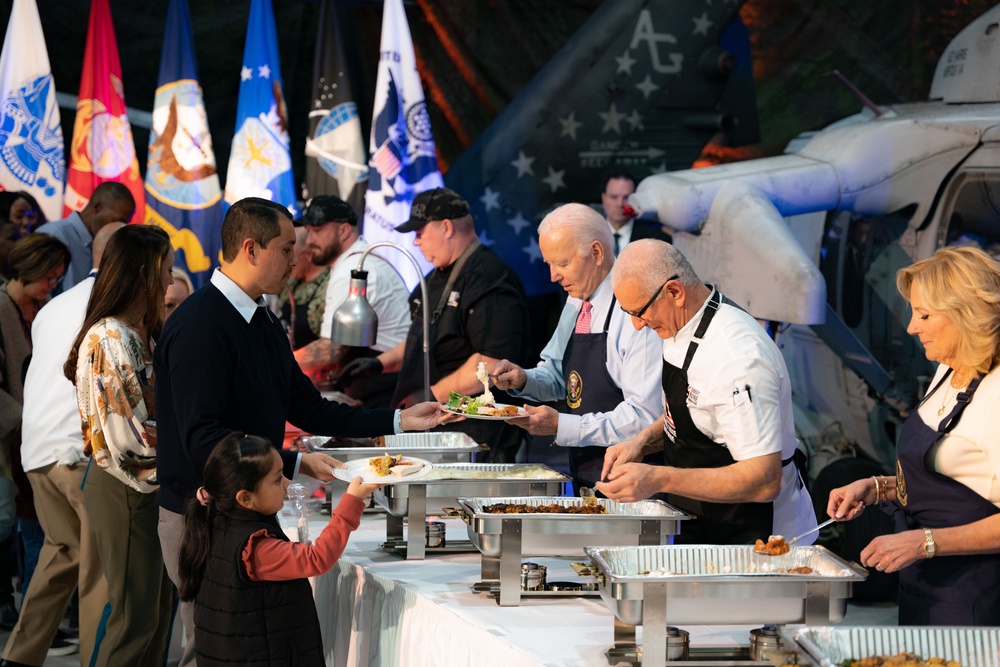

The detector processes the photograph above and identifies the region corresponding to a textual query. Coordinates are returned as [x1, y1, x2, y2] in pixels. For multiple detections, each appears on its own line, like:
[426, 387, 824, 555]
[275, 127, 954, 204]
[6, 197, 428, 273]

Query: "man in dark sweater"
[154, 197, 449, 667]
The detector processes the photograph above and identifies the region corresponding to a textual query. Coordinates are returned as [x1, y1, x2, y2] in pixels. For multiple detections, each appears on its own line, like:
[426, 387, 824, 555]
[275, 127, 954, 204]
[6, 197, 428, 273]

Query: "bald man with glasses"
[598, 239, 816, 546]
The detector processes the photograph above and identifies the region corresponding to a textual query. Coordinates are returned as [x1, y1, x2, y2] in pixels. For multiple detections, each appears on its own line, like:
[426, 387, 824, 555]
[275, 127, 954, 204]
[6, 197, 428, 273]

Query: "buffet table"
[279, 498, 764, 667]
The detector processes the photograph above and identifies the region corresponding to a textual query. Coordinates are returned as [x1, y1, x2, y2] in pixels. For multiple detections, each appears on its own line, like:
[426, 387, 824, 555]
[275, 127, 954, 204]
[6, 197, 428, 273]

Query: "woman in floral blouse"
[63, 224, 175, 667]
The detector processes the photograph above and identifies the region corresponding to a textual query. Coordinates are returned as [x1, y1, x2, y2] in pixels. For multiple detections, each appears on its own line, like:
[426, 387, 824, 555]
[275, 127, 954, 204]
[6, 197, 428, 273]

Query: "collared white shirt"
[511, 274, 662, 448]
[320, 236, 411, 351]
[21, 273, 96, 472]
[662, 289, 814, 540]
[608, 219, 634, 254]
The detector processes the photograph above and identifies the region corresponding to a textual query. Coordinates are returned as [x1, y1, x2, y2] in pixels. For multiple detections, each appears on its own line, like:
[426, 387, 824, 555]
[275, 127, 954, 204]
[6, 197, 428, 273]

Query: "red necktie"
[575, 301, 592, 334]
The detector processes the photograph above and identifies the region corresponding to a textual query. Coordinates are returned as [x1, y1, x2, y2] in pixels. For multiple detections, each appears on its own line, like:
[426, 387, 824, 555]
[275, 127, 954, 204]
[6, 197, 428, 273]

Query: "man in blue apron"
[597, 239, 815, 545]
[338, 188, 531, 461]
[492, 204, 662, 492]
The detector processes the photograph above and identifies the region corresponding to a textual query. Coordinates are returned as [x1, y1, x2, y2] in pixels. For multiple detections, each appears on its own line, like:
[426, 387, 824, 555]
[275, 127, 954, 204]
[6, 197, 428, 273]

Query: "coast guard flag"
[65, 0, 144, 223]
[364, 0, 441, 289]
[0, 0, 64, 222]
[304, 0, 367, 217]
[145, 0, 224, 289]
[225, 0, 296, 214]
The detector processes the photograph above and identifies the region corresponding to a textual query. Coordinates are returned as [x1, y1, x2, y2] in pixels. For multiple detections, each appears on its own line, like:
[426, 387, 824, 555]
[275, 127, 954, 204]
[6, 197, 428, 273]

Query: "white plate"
[332, 456, 434, 484]
[442, 403, 528, 421]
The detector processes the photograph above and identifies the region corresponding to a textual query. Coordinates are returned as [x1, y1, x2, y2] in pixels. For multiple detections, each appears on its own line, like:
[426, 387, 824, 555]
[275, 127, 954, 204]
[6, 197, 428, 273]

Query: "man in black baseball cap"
[293, 195, 412, 407]
[339, 186, 532, 462]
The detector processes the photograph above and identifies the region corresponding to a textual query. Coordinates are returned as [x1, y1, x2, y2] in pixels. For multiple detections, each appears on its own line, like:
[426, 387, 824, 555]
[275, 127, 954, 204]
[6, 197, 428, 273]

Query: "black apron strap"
[681, 290, 722, 372]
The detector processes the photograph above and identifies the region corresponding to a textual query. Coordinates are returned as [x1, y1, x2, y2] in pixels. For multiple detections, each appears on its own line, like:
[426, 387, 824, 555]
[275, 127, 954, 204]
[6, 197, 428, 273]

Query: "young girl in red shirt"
[177, 433, 380, 667]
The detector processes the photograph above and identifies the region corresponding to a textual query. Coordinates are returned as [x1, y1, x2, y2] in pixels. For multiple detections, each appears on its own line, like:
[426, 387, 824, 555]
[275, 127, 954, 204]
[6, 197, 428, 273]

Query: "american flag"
[372, 143, 401, 180]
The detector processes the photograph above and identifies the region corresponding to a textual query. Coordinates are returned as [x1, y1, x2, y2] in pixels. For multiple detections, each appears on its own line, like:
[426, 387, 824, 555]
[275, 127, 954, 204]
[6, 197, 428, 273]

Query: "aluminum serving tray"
[584, 544, 866, 626]
[374, 463, 569, 517]
[782, 627, 1000, 667]
[459, 496, 688, 557]
[302, 432, 484, 464]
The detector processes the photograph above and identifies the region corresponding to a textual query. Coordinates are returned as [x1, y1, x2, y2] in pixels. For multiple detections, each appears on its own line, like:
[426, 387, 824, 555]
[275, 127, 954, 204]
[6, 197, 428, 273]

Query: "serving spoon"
[786, 517, 838, 547]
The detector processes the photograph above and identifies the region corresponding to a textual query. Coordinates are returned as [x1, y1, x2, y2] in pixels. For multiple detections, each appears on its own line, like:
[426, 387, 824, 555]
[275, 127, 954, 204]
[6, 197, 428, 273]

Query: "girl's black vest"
[195, 508, 324, 667]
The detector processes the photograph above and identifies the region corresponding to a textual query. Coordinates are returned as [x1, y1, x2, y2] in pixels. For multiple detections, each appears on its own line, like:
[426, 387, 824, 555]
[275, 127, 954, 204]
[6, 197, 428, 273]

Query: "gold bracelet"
[871, 475, 881, 506]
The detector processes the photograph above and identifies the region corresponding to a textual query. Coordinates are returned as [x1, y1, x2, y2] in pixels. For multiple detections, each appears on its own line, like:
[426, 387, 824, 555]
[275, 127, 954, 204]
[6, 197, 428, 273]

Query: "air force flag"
[363, 0, 442, 289]
[0, 0, 65, 222]
[224, 0, 296, 214]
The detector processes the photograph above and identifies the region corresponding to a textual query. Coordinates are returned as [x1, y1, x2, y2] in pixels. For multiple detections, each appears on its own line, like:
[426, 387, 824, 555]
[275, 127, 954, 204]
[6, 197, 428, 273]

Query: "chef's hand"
[860, 530, 926, 574]
[400, 401, 463, 431]
[300, 452, 345, 482]
[339, 357, 383, 387]
[491, 359, 527, 392]
[506, 405, 557, 435]
[596, 462, 660, 502]
[599, 438, 646, 484]
[826, 478, 872, 521]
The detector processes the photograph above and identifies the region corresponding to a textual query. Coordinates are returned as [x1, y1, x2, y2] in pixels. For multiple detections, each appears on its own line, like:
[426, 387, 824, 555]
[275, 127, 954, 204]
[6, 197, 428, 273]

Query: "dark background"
[0, 0, 994, 192]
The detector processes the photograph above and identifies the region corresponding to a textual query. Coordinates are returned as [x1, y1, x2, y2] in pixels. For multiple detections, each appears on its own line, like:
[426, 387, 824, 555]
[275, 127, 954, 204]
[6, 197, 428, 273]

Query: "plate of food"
[332, 455, 434, 484]
[443, 392, 527, 420]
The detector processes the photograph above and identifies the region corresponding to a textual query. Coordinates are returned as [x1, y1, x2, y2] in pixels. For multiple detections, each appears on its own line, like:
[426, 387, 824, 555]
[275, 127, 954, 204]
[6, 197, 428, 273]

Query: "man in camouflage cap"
[339, 187, 531, 461]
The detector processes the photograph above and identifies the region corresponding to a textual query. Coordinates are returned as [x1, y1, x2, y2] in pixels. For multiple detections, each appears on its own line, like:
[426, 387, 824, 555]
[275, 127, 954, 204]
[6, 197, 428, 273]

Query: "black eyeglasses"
[621, 274, 678, 320]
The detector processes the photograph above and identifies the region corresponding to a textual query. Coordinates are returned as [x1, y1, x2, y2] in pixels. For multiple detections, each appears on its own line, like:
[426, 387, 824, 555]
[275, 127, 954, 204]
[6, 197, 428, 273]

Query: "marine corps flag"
[65, 0, 144, 223]
[363, 0, 441, 289]
[303, 0, 367, 216]
[0, 0, 65, 222]
[145, 0, 224, 289]
[224, 0, 296, 214]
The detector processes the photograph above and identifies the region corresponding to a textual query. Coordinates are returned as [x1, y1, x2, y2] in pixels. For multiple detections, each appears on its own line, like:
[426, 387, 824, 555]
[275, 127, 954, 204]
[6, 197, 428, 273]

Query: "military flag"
[304, 0, 367, 216]
[224, 0, 296, 214]
[145, 0, 224, 289]
[65, 0, 144, 223]
[364, 0, 441, 289]
[0, 0, 65, 222]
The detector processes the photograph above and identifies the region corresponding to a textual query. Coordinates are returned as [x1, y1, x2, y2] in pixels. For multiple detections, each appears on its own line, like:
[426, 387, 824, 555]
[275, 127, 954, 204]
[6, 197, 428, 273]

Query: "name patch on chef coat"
[566, 370, 583, 409]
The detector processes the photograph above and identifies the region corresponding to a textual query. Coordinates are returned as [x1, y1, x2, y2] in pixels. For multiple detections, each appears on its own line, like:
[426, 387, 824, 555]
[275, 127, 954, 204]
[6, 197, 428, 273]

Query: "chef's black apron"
[662, 291, 777, 545]
[890, 369, 1000, 625]
[557, 298, 624, 493]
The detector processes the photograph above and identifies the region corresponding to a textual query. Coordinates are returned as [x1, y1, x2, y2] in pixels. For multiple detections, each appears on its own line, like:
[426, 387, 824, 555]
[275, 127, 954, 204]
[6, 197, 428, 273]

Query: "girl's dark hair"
[63, 225, 171, 381]
[8, 233, 70, 283]
[177, 433, 275, 601]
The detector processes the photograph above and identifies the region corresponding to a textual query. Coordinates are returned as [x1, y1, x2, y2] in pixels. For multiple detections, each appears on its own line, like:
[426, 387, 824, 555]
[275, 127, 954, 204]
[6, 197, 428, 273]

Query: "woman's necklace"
[939, 369, 971, 416]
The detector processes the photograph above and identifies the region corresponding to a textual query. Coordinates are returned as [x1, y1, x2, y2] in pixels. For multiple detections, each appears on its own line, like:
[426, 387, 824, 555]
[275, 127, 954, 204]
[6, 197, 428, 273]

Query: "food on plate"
[844, 654, 960, 667]
[482, 502, 607, 514]
[475, 361, 495, 405]
[368, 454, 423, 478]
[754, 535, 790, 555]
[446, 391, 522, 417]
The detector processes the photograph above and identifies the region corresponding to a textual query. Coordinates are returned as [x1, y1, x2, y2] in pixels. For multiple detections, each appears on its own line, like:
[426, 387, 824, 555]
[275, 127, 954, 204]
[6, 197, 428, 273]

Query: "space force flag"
[225, 0, 296, 215]
[304, 0, 367, 216]
[65, 0, 145, 223]
[364, 0, 442, 289]
[145, 0, 224, 289]
[0, 0, 65, 222]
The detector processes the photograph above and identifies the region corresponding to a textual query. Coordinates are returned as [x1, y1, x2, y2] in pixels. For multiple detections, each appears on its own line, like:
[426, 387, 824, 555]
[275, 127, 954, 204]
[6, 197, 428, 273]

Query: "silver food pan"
[374, 464, 569, 517]
[460, 496, 688, 557]
[584, 544, 866, 626]
[785, 627, 1000, 667]
[302, 432, 484, 464]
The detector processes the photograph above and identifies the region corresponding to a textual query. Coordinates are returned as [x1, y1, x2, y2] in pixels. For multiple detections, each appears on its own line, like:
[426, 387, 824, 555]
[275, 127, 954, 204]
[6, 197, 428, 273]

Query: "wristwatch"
[923, 528, 936, 558]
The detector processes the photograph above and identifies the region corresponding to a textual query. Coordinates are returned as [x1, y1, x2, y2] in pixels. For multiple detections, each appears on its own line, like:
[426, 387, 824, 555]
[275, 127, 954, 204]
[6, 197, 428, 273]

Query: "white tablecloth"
[281, 502, 753, 667]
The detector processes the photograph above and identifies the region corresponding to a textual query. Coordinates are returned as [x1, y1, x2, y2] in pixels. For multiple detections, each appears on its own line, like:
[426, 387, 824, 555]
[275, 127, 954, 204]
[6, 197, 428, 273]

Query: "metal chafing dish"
[776, 627, 1000, 667]
[373, 463, 569, 560]
[585, 545, 867, 667]
[459, 496, 688, 606]
[300, 432, 485, 464]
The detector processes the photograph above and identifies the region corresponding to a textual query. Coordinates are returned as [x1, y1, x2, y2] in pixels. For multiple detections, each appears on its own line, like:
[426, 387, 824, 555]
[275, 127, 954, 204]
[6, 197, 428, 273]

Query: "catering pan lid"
[584, 544, 866, 582]
[785, 626, 1000, 667]
[459, 496, 688, 520]
[299, 432, 484, 454]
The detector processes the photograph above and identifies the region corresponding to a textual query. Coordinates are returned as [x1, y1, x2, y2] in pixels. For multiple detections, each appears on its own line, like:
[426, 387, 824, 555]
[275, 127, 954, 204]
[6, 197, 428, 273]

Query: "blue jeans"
[17, 517, 44, 597]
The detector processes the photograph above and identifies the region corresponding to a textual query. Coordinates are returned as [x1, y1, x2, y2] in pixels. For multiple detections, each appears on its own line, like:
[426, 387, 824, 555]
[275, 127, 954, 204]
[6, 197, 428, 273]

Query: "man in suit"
[601, 171, 670, 255]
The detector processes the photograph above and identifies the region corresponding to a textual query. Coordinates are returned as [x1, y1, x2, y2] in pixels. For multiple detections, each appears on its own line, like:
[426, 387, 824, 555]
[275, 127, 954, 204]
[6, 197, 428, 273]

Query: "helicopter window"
[940, 171, 1000, 257]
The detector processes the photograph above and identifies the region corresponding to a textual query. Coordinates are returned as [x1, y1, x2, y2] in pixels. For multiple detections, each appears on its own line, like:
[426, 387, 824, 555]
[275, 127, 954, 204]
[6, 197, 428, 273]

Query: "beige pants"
[2, 462, 109, 666]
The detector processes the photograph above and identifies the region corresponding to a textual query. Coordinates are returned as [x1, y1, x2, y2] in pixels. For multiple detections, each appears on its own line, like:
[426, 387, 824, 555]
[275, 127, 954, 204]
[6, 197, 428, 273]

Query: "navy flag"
[145, 0, 225, 288]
